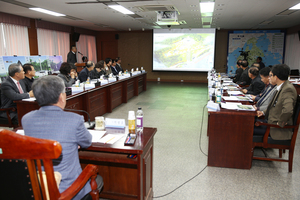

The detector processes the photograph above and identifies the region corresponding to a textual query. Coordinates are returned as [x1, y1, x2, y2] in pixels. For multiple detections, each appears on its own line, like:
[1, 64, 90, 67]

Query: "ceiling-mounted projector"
[156, 11, 179, 25]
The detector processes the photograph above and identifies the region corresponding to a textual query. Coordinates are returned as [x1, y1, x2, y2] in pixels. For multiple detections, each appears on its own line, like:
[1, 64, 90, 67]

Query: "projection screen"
[153, 29, 216, 72]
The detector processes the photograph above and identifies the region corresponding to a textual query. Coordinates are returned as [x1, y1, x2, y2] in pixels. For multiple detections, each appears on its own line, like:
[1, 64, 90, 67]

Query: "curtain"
[0, 23, 30, 56]
[76, 34, 97, 63]
[37, 28, 70, 62]
[284, 33, 300, 69]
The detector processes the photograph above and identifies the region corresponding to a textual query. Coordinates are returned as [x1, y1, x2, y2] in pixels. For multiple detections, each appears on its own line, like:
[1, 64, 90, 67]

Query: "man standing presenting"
[67, 45, 77, 65]
[256, 64, 297, 140]
[22, 76, 102, 199]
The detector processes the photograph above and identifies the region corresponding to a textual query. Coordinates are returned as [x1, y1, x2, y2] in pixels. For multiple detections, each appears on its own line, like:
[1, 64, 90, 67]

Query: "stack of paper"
[221, 102, 255, 111]
[207, 101, 220, 111]
[89, 130, 106, 142]
[22, 97, 36, 102]
[222, 96, 252, 102]
[227, 91, 243, 96]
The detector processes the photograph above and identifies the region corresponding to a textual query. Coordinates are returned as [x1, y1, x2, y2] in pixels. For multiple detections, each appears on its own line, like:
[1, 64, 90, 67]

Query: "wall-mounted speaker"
[115, 34, 119, 40]
[72, 32, 80, 42]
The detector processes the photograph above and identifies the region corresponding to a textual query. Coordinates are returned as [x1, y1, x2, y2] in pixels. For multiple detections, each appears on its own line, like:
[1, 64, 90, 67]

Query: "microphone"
[64, 108, 95, 129]
[78, 51, 83, 55]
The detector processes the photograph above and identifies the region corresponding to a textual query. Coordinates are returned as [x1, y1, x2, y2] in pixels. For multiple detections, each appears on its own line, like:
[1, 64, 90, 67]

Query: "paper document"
[22, 97, 36, 101]
[221, 102, 255, 111]
[223, 96, 252, 102]
[207, 101, 220, 111]
[98, 134, 124, 144]
[16, 130, 25, 135]
[227, 91, 243, 96]
[89, 130, 106, 142]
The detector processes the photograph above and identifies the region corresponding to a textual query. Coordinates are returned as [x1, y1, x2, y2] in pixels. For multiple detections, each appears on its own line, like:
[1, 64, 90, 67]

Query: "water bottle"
[216, 89, 221, 103]
[136, 107, 143, 132]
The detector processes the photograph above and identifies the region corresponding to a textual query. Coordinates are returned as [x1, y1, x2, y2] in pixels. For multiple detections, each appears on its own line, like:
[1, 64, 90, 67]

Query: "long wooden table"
[207, 108, 256, 169]
[79, 127, 156, 200]
[15, 72, 147, 126]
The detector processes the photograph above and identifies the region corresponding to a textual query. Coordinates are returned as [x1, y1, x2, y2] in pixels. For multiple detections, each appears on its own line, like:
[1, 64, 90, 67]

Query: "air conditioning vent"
[137, 5, 176, 12]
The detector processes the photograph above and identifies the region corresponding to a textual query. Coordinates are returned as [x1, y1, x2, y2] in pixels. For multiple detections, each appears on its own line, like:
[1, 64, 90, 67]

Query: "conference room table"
[14, 72, 147, 126]
[79, 127, 157, 200]
[207, 83, 257, 169]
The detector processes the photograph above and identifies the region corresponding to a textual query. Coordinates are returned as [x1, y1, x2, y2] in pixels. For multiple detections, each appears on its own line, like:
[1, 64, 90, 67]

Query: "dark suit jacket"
[1, 77, 29, 109]
[233, 68, 243, 83]
[237, 67, 251, 86]
[78, 67, 90, 83]
[20, 76, 34, 92]
[116, 63, 124, 73]
[67, 51, 77, 64]
[111, 66, 119, 75]
[245, 75, 265, 95]
[264, 81, 297, 140]
[22, 106, 92, 199]
[89, 68, 104, 79]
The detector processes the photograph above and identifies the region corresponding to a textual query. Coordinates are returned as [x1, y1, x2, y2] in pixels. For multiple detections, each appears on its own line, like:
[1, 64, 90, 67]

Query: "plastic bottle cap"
[128, 111, 135, 119]
[138, 107, 142, 110]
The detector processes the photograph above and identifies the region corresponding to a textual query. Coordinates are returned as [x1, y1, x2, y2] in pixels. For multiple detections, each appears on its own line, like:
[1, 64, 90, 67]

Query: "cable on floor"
[153, 102, 208, 198]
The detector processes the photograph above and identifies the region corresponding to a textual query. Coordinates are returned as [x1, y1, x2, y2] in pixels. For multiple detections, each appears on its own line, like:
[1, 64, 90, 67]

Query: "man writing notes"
[241, 67, 265, 95]
[0, 63, 34, 121]
[255, 64, 297, 140]
[67, 45, 77, 65]
[22, 76, 103, 200]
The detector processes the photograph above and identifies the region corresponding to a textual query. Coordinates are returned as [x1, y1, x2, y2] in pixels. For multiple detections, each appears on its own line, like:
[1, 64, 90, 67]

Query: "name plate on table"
[105, 118, 126, 129]
[71, 87, 84, 94]
[85, 84, 95, 90]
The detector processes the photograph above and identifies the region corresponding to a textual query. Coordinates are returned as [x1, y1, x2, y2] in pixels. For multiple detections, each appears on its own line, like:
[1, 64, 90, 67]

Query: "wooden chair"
[0, 129, 99, 199]
[252, 100, 300, 172]
[0, 90, 18, 128]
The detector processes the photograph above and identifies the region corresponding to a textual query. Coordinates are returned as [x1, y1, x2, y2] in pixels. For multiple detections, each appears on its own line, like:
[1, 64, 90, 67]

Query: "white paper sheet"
[22, 97, 36, 101]
[16, 130, 25, 135]
[98, 134, 124, 144]
[89, 130, 106, 142]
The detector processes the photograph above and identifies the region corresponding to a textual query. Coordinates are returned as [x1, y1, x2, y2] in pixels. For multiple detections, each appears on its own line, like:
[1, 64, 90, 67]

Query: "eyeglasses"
[269, 74, 273, 77]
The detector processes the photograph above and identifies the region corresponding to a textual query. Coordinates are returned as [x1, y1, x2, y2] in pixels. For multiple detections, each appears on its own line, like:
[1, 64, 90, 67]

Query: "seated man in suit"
[110, 59, 119, 76]
[22, 76, 103, 200]
[250, 67, 276, 111]
[0, 63, 34, 121]
[232, 60, 243, 83]
[256, 56, 265, 70]
[78, 61, 95, 83]
[241, 67, 265, 95]
[20, 63, 35, 92]
[90, 61, 105, 79]
[237, 60, 251, 86]
[116, 57, 124, 73]
[255, 64, 297, 140]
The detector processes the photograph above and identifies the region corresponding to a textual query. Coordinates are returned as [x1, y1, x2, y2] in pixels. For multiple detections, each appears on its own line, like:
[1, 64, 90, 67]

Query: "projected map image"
[153, 33, 215, 71]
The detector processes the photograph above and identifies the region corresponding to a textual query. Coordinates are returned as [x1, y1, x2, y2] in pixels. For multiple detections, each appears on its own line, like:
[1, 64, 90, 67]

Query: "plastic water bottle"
[136, 107, 143, 132]
[216, 89, 221, 103]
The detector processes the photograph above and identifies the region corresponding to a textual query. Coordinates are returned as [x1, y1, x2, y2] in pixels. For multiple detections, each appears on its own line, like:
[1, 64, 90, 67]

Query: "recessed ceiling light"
[108, 5, 134, 14]
[29, 8, 66, 17]
[200, 2, 215, 13]
[289, 3, 300, 10]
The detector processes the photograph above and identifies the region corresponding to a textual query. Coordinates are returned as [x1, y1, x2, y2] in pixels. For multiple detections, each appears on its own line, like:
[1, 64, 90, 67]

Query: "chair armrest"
[59, 164, 98, 200]
[255, 121, 296, 129]
[0, 107, 16, 112]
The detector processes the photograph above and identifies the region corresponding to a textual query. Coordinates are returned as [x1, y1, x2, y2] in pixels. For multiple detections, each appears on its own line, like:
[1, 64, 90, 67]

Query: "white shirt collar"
[277, 82, 284, 91]
[10, 76, 18, 84]
[72, 51, 76, 54]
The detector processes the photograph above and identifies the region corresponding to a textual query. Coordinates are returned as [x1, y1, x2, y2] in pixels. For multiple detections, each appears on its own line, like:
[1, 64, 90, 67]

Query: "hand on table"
[257, 111, 264, 117]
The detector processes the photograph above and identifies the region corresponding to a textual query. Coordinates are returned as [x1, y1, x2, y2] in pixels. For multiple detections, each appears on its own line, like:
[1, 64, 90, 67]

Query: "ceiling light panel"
[29, 8, 66, 16]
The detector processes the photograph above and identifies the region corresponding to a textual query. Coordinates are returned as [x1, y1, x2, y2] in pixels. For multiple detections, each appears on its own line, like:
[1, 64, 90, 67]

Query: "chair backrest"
[0, 129, 62, 200]
[293, 97, 300, 126]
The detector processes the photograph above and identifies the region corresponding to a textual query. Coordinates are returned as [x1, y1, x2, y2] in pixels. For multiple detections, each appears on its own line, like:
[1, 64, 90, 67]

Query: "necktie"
[17, 81, 23, 94]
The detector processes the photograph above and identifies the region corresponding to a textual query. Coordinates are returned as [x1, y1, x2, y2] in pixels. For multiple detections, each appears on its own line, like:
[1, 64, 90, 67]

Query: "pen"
[105, 136, 115, 144]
